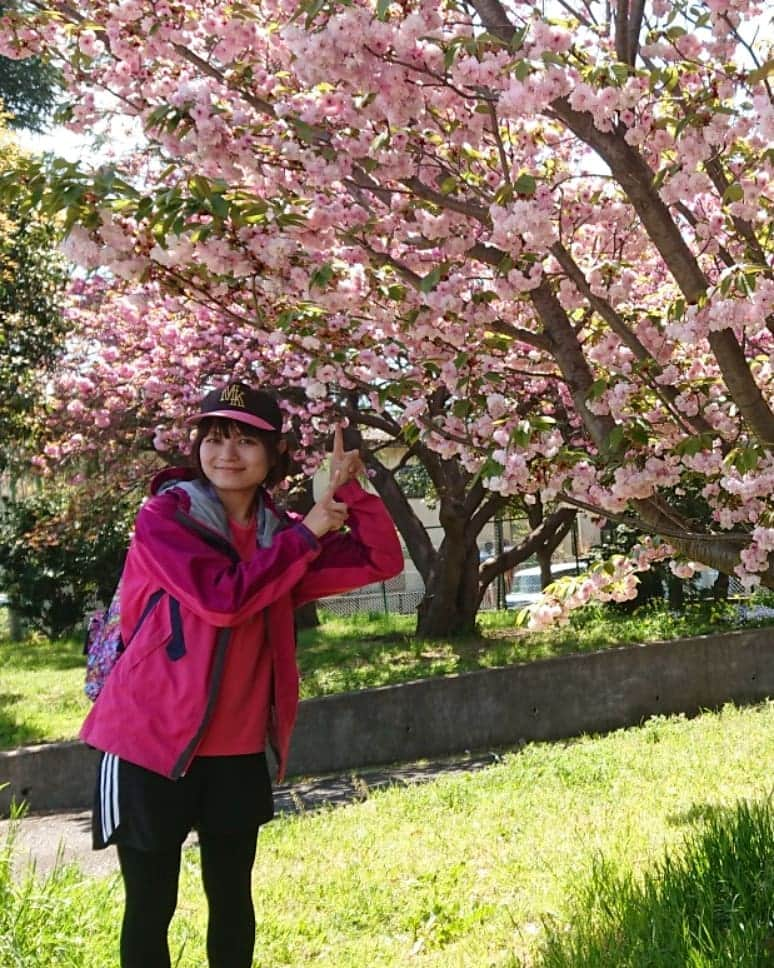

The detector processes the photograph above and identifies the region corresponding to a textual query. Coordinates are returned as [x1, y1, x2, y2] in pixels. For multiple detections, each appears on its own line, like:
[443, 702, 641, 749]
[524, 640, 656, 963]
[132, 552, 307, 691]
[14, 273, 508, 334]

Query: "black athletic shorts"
[92, 752, 274, 851]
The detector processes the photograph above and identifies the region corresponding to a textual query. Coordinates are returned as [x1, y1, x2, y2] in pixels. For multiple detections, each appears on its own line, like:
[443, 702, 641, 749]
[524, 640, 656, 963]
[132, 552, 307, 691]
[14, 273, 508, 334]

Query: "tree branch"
[614, 0, 629, 65]
[549, 240, 717, 439]
[478, 506, 577, 589]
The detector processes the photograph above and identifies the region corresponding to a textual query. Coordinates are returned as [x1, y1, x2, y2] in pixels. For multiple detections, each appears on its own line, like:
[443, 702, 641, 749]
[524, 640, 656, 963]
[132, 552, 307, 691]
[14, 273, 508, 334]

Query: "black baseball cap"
[187, 382, 283, 432]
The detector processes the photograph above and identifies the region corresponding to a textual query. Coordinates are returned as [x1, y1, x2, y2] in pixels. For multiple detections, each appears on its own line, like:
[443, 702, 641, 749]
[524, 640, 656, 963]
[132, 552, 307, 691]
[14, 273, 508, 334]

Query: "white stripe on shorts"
[100, 753, 120, 844]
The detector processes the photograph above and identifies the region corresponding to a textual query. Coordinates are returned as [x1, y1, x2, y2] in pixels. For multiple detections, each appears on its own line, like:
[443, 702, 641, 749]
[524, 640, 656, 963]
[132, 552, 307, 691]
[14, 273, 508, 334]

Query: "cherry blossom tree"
[35, 276, 576, 635]
[1, 0, 773, 630]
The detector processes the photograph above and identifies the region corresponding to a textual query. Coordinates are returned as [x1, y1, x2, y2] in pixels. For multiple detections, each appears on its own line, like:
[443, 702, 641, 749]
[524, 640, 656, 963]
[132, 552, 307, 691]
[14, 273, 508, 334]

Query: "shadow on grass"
[665, 801, 734, 828]
[537, 798, 774, 968]
[0, 700, 49, 748]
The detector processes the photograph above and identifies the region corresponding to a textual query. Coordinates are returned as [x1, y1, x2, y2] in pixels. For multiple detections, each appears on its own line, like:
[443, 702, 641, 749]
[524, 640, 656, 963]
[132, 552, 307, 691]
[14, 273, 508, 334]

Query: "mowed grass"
[0, 631, 90, 748]
[296, 600, 771, 698]
[1, 600, 772, 749]
[2, 702, 773, 966]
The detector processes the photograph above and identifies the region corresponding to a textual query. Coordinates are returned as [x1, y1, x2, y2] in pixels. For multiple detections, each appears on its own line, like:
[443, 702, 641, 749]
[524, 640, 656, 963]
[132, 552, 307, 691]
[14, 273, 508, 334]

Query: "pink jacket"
[80, 468, 403, 781]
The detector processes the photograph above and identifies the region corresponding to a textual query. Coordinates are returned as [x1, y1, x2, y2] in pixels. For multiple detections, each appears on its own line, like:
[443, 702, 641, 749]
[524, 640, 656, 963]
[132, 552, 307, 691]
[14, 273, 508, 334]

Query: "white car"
[505, 562, 584, 610]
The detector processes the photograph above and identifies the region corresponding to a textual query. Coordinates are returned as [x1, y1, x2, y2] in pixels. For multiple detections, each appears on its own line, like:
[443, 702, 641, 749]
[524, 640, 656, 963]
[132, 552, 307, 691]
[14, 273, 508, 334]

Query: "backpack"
[83, 583, 164, 701]
[83, 583, 124, 702]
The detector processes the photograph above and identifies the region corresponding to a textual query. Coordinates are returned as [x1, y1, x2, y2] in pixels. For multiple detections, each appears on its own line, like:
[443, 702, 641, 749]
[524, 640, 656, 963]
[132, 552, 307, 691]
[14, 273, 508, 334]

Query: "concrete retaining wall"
[2, 626, 772, 815]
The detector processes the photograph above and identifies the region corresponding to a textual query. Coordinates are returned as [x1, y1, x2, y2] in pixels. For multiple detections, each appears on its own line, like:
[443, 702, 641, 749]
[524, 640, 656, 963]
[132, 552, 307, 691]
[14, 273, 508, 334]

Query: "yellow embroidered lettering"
[220, 385, 246, 407]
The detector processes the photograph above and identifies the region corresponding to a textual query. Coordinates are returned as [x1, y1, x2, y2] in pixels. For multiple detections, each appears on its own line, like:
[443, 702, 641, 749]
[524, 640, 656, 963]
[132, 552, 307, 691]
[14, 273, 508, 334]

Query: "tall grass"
[539, 797, 774, 967]
[0, 798, 200, 966]
[0, 801, 117, 967]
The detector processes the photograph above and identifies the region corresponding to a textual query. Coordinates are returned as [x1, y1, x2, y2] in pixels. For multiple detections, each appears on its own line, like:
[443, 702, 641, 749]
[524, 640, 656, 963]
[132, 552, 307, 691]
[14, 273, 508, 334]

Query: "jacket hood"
[149, 466, 197, 495]
[149, 466, 284, 548]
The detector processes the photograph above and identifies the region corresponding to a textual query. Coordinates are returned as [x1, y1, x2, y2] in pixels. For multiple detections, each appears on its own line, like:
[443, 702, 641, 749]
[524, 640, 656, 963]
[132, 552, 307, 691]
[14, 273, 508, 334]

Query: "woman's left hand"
[329, 425, 364, 488]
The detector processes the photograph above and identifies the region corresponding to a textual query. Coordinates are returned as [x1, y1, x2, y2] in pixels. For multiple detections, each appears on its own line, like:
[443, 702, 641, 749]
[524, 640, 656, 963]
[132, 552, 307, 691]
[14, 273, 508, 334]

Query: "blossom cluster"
[2, 0, 773, 607]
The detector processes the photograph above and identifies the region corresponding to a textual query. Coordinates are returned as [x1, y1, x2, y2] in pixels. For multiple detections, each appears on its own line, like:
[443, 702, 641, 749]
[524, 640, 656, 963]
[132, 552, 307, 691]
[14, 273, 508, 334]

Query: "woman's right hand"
[302, 473, 349, 538]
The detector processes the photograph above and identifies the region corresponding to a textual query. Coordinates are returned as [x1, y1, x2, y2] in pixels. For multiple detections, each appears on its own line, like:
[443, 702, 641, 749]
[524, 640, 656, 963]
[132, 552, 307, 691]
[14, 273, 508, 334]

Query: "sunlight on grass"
[185, 702, 774, 966]
[0, 633, 89, 748]
[2, 703, 772, 965]
[539, 798, 774, 967]
[297, 600, 774, 699]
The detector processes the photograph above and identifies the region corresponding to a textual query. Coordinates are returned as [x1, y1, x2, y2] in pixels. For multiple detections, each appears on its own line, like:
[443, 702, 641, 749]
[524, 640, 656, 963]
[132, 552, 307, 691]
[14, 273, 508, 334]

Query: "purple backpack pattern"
[84, 584, 165, 701]
[84, 583, 123, 702]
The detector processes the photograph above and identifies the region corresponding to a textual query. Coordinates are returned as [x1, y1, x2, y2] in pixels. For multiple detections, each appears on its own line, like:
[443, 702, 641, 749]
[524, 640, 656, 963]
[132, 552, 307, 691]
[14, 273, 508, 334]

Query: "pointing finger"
[326, 467, 342, 496]
[332, 425, 344, 462]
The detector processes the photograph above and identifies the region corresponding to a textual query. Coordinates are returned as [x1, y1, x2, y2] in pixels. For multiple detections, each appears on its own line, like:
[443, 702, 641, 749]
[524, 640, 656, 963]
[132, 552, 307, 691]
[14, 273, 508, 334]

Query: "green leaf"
[209, 193, 229, 219]
[605, 425, 625, 453]
[509, 26, 527, 51]
[376, 0, 391, 20]
[309, 262, 334, 290]
[587, 378, 609, 401]
[293, 120, 319, 144]
[724, 444, 763, 474]
[723, 182, 744, 204]
[609, 62, 630, 85]
[303, 0, 326, 28]
[513, 172, 537, 195]
[670, 297, 686, 321]
[511, 425, 530, 447]
[371, 129, 390, 152]
[514, 606, 531, 627]
[675, 433, 712, 457]
[493, 183, 513, 205]
[419, 264, 445, 293]
[661, 66, 680, 91]
[747, 57, 774, 85]
[628, 422, 649, 446]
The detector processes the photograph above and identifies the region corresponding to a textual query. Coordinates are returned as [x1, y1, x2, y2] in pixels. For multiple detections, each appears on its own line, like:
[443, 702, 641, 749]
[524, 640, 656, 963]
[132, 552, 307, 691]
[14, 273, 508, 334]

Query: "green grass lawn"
[296, 599, 774, 697]
[1, 600, 772, 749]
[3, 701, 773, 966]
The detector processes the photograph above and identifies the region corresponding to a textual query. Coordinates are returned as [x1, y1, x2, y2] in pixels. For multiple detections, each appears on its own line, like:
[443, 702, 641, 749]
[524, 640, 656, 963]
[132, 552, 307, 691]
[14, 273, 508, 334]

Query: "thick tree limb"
[549, 241, 717, 439]
[628, 0, 646, 65]
[478, 506, 577, 590]
[469, 0, 774, 447]
[365, 450, 436, 581]
[529, 280, 618, 450]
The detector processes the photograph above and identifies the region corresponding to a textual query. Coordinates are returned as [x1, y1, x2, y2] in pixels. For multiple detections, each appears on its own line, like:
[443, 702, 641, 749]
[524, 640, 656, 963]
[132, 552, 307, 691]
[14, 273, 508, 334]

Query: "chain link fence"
[318, 574, 423, 616]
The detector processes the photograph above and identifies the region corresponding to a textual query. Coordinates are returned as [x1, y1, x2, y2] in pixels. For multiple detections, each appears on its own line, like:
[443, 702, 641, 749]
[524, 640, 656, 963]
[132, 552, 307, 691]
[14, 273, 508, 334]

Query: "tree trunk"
[667, 573, 685, 611]
[416, 545, 481, 637]
[525, 498, 567, 589]
[712, 571, 730, 601]
[537, 547, 554, 589]
[294, 600, 319, 629]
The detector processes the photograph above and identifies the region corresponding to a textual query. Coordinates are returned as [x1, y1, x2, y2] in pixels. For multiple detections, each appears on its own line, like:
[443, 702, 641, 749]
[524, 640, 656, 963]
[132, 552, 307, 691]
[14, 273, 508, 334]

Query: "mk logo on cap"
[220, 385, 246, 408]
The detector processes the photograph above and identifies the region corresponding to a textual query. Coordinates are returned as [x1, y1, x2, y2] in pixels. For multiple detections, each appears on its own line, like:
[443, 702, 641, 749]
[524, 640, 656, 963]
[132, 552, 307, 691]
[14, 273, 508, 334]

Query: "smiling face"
[197, 419, 273, 503]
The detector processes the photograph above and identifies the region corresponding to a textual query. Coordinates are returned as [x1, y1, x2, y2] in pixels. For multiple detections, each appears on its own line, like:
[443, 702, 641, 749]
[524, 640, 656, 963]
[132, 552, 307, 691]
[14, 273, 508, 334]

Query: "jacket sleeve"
[291, 480, 403, 608]
[131, 491, 322, 627]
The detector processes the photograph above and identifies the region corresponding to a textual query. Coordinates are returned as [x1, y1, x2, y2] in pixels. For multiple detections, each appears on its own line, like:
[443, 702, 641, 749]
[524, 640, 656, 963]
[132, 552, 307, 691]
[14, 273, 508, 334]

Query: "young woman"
[80, 381, 403, 968]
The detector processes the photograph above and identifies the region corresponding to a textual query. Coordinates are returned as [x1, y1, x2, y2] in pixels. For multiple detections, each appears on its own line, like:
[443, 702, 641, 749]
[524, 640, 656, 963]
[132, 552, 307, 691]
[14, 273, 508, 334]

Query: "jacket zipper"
[170, 625, 232, 779]
[168, 508, 241, 779]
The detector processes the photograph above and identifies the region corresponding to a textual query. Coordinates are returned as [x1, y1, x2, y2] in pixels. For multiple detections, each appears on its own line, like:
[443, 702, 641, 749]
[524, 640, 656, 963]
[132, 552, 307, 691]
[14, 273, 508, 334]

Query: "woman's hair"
[190, 417, 290, 490]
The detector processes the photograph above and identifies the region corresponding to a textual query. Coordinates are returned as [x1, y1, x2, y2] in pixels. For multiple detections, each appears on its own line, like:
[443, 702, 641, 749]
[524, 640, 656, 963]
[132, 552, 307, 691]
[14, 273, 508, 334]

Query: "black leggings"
[117, 831, 259, 968]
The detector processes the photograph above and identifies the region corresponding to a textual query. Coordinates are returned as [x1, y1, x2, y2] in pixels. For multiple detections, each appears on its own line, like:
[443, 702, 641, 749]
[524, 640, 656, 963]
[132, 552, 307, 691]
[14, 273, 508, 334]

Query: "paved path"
[0, 753, 500, 878]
